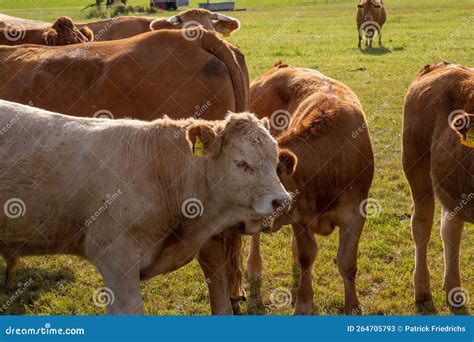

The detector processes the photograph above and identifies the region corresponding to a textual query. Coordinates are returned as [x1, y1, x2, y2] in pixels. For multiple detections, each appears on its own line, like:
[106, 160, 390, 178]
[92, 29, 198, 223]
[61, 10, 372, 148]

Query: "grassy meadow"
[0, 0, 473, 315]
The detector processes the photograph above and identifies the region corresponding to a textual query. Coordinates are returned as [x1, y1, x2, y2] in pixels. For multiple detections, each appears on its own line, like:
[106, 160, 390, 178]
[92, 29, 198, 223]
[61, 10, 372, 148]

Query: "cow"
[0, 28, 248, 121]
[202, 62, 375, 315]
[402, 62, 473, 309]
[150, 9, 240, 37]
[0, 16, 93, 46]
[356, 0, 386, 49]
[0, 100, 295, 314]
[77, 16, 155, 42]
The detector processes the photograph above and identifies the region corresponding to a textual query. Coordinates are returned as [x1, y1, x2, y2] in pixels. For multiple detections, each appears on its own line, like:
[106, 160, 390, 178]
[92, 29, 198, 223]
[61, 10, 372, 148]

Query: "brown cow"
[0, 100, 293, 314]
[0, 28, 247, 121]
[78, 16, 154, 41]
[203, 63, 375, 315]
[0, 16, 93, 46]
[356, 0, 386, 49]
[150, 9, 240, 37]
[403, 62, 473, 308]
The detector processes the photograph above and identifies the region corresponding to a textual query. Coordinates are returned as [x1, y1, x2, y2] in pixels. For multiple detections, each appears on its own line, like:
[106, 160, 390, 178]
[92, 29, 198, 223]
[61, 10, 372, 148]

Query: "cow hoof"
[230, 297, 243, 315]
[415, 292, 433, 304]
[345, 304, 362, 315]
[293, 302, 313, 315]
[247, 299, 266, 315]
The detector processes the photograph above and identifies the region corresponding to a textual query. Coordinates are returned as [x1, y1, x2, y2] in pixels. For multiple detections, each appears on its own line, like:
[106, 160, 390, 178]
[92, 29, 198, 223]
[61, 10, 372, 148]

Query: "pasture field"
[0, 0, 473, 315]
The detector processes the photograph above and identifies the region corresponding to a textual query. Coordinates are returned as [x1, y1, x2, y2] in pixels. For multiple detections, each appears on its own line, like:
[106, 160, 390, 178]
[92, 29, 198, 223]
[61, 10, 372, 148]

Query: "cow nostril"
[271, 199, 284, 211]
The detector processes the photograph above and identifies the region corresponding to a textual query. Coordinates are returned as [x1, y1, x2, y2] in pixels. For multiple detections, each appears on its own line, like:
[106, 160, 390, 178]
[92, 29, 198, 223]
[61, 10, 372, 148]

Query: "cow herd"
[0, 1, 472, 316]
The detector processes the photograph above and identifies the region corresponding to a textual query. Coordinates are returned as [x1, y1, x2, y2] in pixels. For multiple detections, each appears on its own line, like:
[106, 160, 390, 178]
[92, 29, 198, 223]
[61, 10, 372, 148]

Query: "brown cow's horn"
[167, 15, 181, 24]
[211, 13, 233, 22]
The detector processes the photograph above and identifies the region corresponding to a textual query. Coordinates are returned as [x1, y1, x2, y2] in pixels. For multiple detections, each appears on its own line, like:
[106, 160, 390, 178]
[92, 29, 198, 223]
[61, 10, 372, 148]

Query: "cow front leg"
[292, 223, 317, 315]
[338, 209, 364, 315]
[358, 33, 362, 49]
[440, 206, 465, 307]
[378, 29, 383, 47]
[247, 232, 265, 314]
[88, 236, 144, 315]
[198, 236, 233, 315]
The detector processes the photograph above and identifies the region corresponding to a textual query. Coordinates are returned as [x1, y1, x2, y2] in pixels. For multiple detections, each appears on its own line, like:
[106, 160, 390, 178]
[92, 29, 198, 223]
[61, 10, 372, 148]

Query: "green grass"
[0, 0, 473, 315]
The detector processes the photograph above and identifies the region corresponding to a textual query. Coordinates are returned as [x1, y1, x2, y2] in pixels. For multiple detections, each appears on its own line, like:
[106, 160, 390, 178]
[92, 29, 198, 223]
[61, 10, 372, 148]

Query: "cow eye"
[235, 160, 254, 174]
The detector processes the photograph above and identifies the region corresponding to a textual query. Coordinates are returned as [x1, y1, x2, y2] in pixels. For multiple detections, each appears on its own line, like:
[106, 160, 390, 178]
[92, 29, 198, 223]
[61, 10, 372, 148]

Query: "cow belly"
[431, 143, 474, 223]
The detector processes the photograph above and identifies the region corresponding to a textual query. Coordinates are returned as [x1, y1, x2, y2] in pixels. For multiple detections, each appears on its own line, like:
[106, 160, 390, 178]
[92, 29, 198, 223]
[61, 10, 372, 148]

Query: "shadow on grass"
[0, 265, 75, 315]
[361, 46, 392, 55]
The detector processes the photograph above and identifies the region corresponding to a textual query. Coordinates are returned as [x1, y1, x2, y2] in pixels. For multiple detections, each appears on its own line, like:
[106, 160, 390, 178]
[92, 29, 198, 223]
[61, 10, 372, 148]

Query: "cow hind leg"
[337, 207, 365, 315]
[4, 256, 20, 289]
[406, 166, 435, 303]
[292, 223, 317, 315]
[440, 206, 465, 307]
[247, 232, 265, 314]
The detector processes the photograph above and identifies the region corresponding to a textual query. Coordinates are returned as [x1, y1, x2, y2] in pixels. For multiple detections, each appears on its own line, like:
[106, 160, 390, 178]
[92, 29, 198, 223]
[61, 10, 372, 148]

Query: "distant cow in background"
[356, 0, 386, 48]
[150, 9, 240, 37]
[403, 62, 473, 309]
[0, 16, 93, 46]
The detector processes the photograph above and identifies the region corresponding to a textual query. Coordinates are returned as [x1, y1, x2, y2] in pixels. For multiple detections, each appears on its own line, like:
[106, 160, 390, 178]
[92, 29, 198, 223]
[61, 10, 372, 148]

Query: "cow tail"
[200, 31, 249, 112]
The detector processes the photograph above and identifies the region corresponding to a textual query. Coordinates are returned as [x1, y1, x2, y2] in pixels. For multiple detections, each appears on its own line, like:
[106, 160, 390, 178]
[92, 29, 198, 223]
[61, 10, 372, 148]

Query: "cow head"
[357, 0, 383, 22]
[150, 9, 240, 37]
[186, 112, 296, 235]
[450, 111, 474, 147]
[42, 16, 94, 46]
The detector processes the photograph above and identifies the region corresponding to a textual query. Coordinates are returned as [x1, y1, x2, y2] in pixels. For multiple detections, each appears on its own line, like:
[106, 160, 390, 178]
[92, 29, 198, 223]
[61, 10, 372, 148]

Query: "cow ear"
[42, 28, 58, 46]
[187, 124, 219, 157]
[277, 149, 297, 176]
[213, 18, 240, 37]
[149, 18, 178, 31]
[80, 26, 94, 42]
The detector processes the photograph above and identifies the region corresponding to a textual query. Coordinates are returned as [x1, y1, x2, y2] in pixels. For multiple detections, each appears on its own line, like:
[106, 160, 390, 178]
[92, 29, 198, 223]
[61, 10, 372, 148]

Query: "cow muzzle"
[252, 191, 292, 216]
